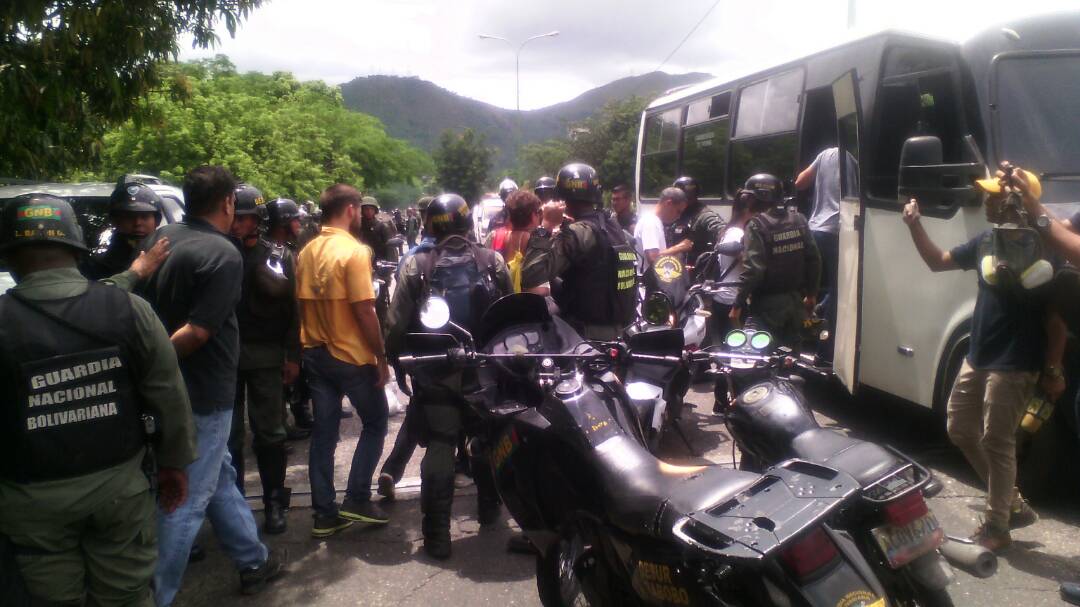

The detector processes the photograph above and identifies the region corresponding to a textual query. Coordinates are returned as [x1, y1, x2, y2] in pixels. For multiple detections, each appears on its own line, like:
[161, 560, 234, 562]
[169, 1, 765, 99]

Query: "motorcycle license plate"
[872, 512, 944, 568]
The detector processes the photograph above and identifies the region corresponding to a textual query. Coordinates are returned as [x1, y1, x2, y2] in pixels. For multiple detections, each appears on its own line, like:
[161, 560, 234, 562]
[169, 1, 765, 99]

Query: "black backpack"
[419, 236, 502, 334]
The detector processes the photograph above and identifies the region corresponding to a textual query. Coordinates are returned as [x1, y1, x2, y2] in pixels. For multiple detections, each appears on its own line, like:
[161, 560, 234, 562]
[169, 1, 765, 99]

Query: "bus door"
[831, 70, 863, 392]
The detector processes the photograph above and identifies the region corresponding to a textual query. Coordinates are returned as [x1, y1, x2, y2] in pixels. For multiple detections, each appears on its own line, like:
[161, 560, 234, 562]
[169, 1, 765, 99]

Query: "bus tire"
[933, 328, 969, 419]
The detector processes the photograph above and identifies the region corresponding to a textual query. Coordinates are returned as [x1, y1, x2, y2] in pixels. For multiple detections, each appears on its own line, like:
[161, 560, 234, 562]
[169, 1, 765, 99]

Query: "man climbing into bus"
[902, 165, 1060, 552]
[731, 173, 820, 348]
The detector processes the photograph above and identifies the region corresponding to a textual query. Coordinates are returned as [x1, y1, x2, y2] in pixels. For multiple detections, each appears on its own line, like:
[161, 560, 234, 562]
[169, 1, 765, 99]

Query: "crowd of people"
[0, 153, 1076, 605]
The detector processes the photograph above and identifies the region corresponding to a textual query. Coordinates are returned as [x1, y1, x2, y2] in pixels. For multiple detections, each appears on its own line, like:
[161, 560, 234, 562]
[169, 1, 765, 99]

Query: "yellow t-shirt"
[296, 226, 377, 367]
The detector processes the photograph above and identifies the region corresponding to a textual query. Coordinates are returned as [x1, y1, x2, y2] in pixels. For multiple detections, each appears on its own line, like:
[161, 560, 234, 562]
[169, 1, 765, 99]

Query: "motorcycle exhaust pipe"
[939, 536, 997, 578]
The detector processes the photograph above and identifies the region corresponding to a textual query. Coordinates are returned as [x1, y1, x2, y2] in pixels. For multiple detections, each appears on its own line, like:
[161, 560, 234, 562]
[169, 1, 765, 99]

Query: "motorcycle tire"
[536, 530, 594, 607]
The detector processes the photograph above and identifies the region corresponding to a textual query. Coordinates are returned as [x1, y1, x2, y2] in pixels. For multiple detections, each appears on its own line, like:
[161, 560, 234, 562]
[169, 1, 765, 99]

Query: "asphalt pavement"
[174, 377, 1080, 606]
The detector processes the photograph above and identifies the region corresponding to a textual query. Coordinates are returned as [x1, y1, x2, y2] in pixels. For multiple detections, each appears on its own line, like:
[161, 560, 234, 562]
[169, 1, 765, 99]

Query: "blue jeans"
[154, 408, 268, 607]
[304, 347, 389, 517]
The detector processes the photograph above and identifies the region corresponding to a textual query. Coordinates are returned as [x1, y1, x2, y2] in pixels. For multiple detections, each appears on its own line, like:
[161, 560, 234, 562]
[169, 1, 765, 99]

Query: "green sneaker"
[311, 514, 354, 538]
[340, 499, 390, 524]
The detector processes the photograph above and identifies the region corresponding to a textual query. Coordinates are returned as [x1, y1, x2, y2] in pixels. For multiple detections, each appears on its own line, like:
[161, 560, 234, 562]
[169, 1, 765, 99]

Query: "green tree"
[1, 0, 263, 179]
[80, 57, 432, 202]
[515, 139, 570, 185]
[433, 128, 494, 204]
[566, 96, 647, 191]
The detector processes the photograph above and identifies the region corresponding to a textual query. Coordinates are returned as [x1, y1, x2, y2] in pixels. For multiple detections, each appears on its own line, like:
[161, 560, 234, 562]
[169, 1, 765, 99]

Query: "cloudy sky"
[180, 0, 1076, 110]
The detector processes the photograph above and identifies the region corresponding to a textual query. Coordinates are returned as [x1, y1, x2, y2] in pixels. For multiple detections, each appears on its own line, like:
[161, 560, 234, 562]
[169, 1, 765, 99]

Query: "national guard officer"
[227, 185, 300, 534]
[0, 194, 195, 606]
[665, 176, 725, 278]
[265, 198, 314, 432]
[732, 173, 821, 347]
[358, 196, 398, 263]
[81, 180, 165, 280]
[521, 163, 638, 340]
[385, 193, 512, 559]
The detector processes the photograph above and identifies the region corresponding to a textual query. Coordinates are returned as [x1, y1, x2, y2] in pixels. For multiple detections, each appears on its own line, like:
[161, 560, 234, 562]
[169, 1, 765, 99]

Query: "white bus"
[635, 14, 1080, 422]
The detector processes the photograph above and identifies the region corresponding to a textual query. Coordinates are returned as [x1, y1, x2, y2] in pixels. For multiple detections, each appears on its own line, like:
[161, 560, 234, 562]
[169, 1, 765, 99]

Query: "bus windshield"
[995, 54, 1080, 203]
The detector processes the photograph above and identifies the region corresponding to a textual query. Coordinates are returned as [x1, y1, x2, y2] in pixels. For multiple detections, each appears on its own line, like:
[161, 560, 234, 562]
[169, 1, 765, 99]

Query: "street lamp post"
[478, 30, 560, 113]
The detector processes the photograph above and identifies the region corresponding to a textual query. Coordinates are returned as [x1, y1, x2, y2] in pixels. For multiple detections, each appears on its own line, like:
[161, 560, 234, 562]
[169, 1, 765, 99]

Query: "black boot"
[255, 444, 290, 534]
[421, 484, 454, 560]
[290, 396, 314, 430]
[264, 488, 290, 535]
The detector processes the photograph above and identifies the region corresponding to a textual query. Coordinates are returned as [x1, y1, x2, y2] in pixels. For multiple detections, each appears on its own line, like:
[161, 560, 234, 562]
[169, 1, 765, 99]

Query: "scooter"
[400, 292, 895, 607]
[692, 329, 958, 606]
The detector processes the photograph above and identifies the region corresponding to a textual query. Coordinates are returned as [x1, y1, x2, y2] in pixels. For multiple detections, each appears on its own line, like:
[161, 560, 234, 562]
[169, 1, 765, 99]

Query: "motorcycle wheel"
[536, 529, 594, 607]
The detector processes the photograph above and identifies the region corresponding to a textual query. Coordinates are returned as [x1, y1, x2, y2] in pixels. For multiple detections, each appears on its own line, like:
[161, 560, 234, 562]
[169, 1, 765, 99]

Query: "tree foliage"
[432, 128, 494, 204]
[77, 56, 432, 202]
[514, 96, 647, 194]
[0, 0, 263, 179]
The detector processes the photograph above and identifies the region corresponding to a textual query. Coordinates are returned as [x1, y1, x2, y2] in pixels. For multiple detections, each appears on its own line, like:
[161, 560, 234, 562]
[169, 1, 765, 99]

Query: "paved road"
[175, 378, 1080, 606]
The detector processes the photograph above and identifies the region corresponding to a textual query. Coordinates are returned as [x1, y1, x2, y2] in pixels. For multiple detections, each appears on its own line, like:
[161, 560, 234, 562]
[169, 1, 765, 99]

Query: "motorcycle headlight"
[750, 332, 773, 350]
[725, 330, 747, 349]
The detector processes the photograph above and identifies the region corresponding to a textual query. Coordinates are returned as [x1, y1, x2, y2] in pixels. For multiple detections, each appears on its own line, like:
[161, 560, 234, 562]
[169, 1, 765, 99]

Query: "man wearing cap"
[902, 165, 1060, 551]
[82, 181, 165, 281]
[0, 193, 195, 606]
[226, 186, 299, 535]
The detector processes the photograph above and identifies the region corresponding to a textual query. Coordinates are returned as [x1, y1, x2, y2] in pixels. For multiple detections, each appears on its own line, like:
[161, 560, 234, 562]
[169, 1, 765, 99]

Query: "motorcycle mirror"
[643, 292, 675, 327]
[420, 297, 451, 330]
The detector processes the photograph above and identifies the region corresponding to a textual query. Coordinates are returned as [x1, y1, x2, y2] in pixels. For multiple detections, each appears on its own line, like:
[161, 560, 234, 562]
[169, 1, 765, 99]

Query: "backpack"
[418, 236, 502, 333]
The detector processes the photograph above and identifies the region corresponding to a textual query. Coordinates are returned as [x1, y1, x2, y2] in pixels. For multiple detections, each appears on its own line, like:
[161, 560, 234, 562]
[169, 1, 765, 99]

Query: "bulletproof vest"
[686, 203, 720, 262]
[749, 209, 808, 294]
[0, 283, 145, 483]
[417, 236, 502, 335]
[81, 234, 137, 281]
[664, 215, 691, 254]
[238, 240, 295, 344]
[555, 214, 638, 327]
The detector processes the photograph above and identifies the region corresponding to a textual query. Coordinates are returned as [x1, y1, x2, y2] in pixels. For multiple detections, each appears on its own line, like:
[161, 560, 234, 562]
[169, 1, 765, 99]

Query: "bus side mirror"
[898, 135, 983, 211]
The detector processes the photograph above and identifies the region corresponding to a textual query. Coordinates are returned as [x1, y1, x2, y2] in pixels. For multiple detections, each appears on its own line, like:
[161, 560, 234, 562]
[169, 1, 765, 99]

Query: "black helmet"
[0, 193, 87, 254]
[744, 173, 784, 206]
[534, 176, 556, 202]
[555, 163, 601, 206]
[266, 198, 301, 227]
[673, 176, 700, 201]
[498, 178, 519, 202]
[426, 193, 472, 239]
[109, 182, 164, 222]
[234, 183, 266, 218]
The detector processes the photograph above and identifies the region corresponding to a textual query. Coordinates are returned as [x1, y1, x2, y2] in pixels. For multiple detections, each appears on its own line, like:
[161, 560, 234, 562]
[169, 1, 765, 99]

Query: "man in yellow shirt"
[296, 184, 391, 538]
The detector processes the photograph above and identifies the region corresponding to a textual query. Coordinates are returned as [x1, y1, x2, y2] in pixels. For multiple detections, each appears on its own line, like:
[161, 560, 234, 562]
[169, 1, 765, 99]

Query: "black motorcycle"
[692, 329, 956, 607]
[400, 292, 894, 607]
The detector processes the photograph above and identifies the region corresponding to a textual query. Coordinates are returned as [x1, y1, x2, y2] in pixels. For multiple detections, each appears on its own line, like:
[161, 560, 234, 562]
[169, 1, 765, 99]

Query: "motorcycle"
[400, 292, 894, 607]
[692, 328, 957, 606]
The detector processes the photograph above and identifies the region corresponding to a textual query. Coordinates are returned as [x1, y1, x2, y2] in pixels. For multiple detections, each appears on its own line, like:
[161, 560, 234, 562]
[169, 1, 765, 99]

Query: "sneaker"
[377, 473, 396, 500]
[1009, 498, 1039, 530]
[239, 547, 288, 595]
[311, 514, 354, 538]
[970, 520, 1011, 553]
[340, 499, 390, 524]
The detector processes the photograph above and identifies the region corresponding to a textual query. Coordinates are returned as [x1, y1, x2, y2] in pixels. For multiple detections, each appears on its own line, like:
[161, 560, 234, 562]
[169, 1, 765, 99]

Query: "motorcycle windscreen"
[477, 292, 551, 345]
[831, 70, 863, 393]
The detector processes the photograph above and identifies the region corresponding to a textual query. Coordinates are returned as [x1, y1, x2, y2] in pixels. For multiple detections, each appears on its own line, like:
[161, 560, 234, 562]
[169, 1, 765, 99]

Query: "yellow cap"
[975, 169, 1042, 200]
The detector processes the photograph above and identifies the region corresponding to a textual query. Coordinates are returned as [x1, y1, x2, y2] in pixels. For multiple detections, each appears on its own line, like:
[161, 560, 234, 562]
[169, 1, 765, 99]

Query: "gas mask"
[978, 224, 1053, 291]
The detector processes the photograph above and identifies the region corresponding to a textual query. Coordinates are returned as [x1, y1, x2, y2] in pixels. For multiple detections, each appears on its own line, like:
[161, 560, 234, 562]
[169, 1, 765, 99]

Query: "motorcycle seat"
[594, 434, 758, 537]
[790, 428, 902, 487]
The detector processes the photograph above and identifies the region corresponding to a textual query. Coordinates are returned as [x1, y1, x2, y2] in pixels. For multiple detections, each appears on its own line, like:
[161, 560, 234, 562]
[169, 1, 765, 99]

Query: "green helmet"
[361, 196, 380, 211]
[0, 193, 87, 254]
[417, 196, 434, 218]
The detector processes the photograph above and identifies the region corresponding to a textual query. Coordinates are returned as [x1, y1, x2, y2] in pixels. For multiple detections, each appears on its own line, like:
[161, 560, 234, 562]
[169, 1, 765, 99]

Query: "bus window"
[729, 135, 798, 194]
[642, 108, 681, 197]
[734, 69, 803, 138]
[870, 47, 963, 203]
[682, 119, 730, 198]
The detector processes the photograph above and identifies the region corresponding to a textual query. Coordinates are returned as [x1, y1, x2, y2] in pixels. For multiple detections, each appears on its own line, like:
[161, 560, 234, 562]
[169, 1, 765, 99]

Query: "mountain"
[339, 71, 712, 170]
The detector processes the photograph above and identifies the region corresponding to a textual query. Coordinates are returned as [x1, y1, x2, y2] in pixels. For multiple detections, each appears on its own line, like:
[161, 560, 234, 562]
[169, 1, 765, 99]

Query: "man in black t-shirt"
[901, 169, 1064, 553]
[140, 166, 287, 604]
